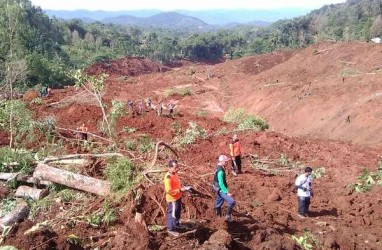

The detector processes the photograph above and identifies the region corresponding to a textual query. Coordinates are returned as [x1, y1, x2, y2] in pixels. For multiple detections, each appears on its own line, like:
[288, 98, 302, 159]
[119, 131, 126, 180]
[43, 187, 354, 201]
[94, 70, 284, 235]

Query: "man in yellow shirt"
[164, 160, 188, 236]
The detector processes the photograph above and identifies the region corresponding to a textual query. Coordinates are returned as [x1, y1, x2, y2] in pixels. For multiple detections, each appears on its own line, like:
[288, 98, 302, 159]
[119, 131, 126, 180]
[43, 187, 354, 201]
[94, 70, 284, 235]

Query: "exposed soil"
[2, 41, 382, 250]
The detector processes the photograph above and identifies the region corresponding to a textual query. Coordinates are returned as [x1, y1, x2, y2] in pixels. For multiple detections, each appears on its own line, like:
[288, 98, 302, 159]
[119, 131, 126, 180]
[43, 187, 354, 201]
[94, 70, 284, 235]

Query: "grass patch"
[177, 121, 208, 146]
[223, 108, 268, 131]
[105, 158, 142, 193]
[0, 198, 17, 217]
[137, 135, 155, 153]
[164, 87, 192, 98]
[0, 148, 34, 173]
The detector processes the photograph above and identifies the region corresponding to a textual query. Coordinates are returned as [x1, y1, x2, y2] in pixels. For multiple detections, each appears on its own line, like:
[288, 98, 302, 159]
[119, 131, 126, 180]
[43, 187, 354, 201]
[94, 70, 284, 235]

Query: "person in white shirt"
[295, 167, 313, 218]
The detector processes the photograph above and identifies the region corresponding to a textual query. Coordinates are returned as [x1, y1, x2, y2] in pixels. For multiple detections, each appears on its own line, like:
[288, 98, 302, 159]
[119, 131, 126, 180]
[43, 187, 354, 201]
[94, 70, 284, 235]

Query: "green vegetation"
[353, 162, 382, 192]
[104, 158, 142, 193]
[0, 198, 17, 217]
[0, 147, 34, 173]
[311, 167, 326, 179]
[223, 108, 268, 131]
[164, 87, 192, 98]
[291, 230, 320, 250]
[0, 100, 35, 147]
[86, 200, 117, 227]
[197, 109, 208, 117]
[177, 121, 208, 146]
[137, 135, 155, 153]
[124, 139, 137, 151]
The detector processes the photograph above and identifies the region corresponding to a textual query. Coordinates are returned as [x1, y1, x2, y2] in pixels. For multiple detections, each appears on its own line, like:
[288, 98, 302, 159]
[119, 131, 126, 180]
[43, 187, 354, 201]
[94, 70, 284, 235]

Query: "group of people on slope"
[163, 134, 314, 237]
[128, 98, 176, 117]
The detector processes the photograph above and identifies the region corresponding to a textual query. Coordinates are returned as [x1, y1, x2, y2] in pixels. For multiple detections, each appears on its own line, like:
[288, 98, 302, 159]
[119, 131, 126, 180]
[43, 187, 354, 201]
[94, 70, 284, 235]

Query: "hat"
[218, 154, 231, 162]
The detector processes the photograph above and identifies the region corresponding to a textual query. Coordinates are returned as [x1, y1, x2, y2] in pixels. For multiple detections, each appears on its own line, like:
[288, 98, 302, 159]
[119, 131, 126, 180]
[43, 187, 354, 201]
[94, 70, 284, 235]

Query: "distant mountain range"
[45, 8, 312, 27]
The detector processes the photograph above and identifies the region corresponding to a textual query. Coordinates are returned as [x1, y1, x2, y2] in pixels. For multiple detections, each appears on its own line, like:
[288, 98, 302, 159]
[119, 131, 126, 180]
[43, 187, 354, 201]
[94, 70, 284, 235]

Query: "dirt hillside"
[2, 42, 382, 250]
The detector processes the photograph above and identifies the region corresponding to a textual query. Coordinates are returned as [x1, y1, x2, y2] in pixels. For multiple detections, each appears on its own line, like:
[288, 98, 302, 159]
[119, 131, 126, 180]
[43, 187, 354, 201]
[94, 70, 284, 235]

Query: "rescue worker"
[229, 134, 242, 175]
[138, 100, 143, 115]
[213, 154, 236, 222]
[164, 160, 188, 237]
[168, 102, 175, 116]
[40, 86, 49, 97]
[157, 102, 163, 116]
[295, 166, 313, 218]
[128, 100, 134, 111]
[146, 98, 152, 109]
[77, 123, 88, 141]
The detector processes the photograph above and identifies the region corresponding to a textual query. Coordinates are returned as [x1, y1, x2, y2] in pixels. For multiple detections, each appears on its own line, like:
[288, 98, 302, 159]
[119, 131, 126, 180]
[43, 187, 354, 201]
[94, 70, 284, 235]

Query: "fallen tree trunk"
[25, 177, 52, 186]
[15, 186, 48, 200]
[0, 172, 20, 181]
[0, 173, 52, 186]
[43, 153, 124, 164]
[0, 199, 29, 227]
[33, 163, 111, 196]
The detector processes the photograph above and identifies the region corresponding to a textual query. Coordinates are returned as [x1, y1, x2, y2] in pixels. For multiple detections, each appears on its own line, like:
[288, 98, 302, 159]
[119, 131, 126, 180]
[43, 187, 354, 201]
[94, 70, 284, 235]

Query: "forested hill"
[103, 12, 208, 29]
[1, 0, 382, 90]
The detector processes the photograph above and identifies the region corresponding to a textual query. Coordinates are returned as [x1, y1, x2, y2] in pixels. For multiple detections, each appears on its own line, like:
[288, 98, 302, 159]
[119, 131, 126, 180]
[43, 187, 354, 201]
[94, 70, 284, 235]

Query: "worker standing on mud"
[229, 134, 242, 176]
[168, 102, 175, 116]
[128, 100, 134, 113]
[295, 167, 313, 218]
[138, 100, 143, 115]
[157, 102, 163, 116]
[77, 123, 88, 141]
[146, 98, 152, 109]
[164, 160, 188, 237]
[212, 155, 236, 222]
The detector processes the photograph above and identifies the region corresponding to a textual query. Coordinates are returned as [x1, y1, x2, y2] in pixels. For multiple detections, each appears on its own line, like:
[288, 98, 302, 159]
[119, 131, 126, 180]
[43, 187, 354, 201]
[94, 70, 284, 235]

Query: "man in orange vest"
[229, 134, 242, 175]
[77, 123, 88, 141]
[164, 160, 188, 237]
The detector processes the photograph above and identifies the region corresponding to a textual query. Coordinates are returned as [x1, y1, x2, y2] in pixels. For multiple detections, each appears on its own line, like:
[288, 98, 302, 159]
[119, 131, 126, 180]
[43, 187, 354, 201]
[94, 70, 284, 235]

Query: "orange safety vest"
[79, 126, 88, 133]
[229, 140, 241, 157]
[164, 172, 181, 202]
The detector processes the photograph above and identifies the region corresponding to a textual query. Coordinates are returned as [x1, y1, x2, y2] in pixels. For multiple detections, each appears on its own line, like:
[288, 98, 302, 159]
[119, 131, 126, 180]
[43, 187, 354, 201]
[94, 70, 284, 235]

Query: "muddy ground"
[1, 42, 382, 249]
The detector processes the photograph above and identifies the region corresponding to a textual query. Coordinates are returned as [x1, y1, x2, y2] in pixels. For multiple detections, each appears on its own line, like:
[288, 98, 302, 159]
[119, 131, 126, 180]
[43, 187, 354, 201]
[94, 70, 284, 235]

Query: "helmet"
[218, 154, 230, 162]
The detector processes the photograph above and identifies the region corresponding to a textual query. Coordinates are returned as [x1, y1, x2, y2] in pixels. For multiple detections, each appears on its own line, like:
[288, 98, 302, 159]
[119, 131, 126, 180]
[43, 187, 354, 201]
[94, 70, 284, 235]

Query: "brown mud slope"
[2, 43, 382, 249]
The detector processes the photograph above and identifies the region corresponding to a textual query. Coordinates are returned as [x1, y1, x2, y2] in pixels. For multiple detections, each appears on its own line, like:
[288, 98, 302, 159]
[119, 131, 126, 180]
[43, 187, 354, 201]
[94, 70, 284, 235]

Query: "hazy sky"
[30, 0, 346, 11]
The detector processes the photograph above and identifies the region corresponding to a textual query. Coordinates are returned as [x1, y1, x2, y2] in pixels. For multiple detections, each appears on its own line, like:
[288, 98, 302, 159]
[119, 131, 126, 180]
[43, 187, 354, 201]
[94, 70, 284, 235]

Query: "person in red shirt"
[164, 160, 188, 237]
[229, 134, 242, 175]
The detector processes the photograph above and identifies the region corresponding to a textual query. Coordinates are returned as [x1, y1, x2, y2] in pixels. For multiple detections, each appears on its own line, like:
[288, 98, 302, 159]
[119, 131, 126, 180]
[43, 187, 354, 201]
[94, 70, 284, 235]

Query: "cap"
[218, 154, 231, 162]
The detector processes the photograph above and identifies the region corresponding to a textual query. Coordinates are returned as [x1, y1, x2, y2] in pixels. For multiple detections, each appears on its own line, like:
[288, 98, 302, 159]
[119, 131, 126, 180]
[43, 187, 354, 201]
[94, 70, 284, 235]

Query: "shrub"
[178, 122, 208, 145]
[124, 139, 137, 151]
[0, 198, 17, 217]
[223, 108, 268, 131]
[104, 158, 141, 192]
[353, 165, 382, 193]
[0, 148, 34, 173]
[311, 167, 326, 179]
[164, 87, 192, 98]
[0, 100, 35, 146]
[137, 135, 155, 153]
[291, 230, 320, 250]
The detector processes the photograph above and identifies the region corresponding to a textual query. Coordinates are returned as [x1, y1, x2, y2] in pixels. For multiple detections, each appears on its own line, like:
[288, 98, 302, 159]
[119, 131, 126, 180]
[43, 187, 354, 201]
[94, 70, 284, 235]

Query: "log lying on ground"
[15, 186, 48, 200]
[43, 153, 124, 164]
[33, 163, 111, 196]
[0, 199, 29, 227]
[0, 172, 20, 181]
[0, 173, 52, 186]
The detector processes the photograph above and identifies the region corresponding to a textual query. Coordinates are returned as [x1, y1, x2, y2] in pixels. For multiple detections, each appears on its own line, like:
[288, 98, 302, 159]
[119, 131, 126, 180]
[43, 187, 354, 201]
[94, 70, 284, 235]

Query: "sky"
[30, 0, 346, 11]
